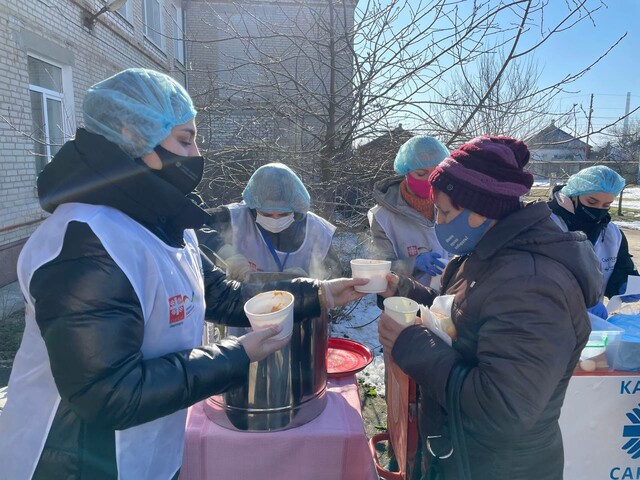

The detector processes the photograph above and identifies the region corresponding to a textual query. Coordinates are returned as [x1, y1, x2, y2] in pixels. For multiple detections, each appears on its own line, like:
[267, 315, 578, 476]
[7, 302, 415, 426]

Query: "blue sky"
[535, 0, 640, 133]
[354, 1, 637, 143]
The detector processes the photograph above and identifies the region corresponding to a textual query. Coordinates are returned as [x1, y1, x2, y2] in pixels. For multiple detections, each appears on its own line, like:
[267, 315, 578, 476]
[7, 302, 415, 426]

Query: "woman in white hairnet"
[0, 68, 366, 480]
[548, 165, 639, 319]
[368, 136, 450, 289]
[204, 162, 343, 281]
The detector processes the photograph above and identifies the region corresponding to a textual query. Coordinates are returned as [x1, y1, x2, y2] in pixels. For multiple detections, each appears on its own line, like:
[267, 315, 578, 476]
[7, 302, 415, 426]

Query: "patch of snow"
[330, 294, 386, 395]
[614, 221, 640, 231]
[613, 187, 640, 211]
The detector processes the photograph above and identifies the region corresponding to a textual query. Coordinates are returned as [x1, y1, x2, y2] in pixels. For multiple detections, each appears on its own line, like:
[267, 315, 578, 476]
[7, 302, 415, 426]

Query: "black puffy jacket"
[26, 129, 323, 479]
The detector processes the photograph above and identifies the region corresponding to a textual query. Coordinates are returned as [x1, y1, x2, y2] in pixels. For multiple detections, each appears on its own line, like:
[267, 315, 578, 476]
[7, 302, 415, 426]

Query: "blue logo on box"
[622, 403, 640, 459]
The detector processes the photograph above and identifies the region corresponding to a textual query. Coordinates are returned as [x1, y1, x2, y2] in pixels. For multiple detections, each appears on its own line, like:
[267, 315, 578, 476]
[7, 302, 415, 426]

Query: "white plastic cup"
[243, 290, 294, 341]
[350, 259, 392, 293]
[383, 296, 419, 326]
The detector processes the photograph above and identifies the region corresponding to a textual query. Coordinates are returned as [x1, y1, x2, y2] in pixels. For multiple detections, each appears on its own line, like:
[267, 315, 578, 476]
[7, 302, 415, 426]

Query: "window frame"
[27, 55, 74, 173]
[143, 0, 164, 48]
[171, 3, 185, 64]
[115, 0, 133, 23]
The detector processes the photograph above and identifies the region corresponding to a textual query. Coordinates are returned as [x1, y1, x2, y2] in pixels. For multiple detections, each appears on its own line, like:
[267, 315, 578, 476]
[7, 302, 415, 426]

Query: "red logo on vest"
[169, 294, 185, 324]
[407, 245, 418, 257]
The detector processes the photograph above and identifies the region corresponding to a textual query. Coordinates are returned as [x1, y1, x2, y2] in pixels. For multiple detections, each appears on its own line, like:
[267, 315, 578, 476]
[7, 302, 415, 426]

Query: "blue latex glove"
[618, 282, 640, 302]
[414, 252, 446, 277]
[587, 301, 608, 319]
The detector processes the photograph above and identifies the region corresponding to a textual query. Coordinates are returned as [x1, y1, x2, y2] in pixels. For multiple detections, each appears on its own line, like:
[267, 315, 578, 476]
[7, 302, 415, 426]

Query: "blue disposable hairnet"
[394, 136, 449, 175]
[561, 165, 625, 198]
[83, 68, 197, 158]
[243, 163, 311, 213]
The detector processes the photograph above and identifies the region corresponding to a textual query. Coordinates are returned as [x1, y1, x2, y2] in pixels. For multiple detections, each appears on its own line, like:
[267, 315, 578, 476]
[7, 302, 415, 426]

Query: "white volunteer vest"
[550, 213, 622, 292]
[0, 203, 205, 480]
[227, 203, 336, 276]
[368, 203, 448, 286]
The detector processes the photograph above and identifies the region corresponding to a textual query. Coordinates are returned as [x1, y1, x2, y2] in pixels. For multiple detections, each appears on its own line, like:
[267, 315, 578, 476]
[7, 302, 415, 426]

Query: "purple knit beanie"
[428, 135, 534, 219]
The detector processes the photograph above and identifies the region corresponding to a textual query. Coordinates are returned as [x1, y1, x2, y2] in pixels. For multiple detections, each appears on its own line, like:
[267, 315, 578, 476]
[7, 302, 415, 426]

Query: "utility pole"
[585, 93, 594, 161]
[624, 91, 631, 137]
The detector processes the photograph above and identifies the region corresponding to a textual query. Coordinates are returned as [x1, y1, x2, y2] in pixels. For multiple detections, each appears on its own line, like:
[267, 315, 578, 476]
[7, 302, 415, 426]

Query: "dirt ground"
[620, 228, 640, 260]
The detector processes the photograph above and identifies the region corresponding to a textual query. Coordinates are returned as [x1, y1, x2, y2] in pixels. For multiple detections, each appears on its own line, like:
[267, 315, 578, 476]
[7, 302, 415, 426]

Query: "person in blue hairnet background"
[368, 136, 450, 289]
[548, 165, 639, 319]
[0, 68, 367, 480]
[203, 162, 343, 281]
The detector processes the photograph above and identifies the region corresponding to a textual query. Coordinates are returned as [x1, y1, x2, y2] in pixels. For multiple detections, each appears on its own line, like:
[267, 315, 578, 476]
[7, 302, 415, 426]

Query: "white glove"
[239, 326, 290, 362]
[225, 254, 252, 282]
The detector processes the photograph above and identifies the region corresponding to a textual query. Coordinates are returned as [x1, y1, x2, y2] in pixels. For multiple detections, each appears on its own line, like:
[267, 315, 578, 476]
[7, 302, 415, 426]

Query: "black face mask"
[575, 202, 609, 224]
[151, 144, 204, 195]
[570, 201, 610, 245]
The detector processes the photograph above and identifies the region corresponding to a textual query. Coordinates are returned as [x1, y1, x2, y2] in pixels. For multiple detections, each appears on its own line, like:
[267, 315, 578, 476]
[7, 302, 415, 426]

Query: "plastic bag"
[419, 294, 456, 346]
[606, 314, 640, 371]
[605, 275, 640, 315]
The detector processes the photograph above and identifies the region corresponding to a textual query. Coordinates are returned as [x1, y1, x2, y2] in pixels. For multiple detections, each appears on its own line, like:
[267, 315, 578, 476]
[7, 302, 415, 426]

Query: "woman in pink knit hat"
[377, 135, 602, 480]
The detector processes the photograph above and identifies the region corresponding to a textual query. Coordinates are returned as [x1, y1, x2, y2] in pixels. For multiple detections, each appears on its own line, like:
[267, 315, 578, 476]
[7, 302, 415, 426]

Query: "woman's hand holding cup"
[320, 278, 370, 308]
[379, 296, 419, 354]
[378, 272, 400, 298]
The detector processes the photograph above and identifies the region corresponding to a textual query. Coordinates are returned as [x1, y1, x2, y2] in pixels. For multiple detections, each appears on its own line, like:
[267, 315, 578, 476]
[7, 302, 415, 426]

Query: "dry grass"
[0, 310, 24, 366]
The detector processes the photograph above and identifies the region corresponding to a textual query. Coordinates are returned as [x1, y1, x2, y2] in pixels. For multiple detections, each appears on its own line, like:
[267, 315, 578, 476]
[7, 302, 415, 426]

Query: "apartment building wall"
[0, 0, 187, 286]
[184, 0, 356, 208]
[185, 0, 355, 150]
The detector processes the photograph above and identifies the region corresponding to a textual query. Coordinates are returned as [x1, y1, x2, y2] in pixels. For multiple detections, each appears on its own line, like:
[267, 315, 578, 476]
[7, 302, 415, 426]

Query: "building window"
[171, 4, 184, 64]
[115, 0, 133, 22]
[28, 56, 67, 173]
[143, 0, 163, 47]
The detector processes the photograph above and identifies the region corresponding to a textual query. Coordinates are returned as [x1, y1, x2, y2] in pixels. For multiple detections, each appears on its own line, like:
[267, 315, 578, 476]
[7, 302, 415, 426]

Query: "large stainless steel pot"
[205, 273, 329, 432]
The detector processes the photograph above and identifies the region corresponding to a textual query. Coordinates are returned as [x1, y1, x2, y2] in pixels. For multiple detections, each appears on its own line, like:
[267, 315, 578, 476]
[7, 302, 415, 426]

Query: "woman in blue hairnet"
[548, 165, 638, 319]
[204, 163, 342, 281]
[0, 68, 366, 480]
[368, 136, 450, 289]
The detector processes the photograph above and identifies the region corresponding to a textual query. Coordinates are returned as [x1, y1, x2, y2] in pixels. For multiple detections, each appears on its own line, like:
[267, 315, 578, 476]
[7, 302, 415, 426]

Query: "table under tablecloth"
[179, 376, 378, 480]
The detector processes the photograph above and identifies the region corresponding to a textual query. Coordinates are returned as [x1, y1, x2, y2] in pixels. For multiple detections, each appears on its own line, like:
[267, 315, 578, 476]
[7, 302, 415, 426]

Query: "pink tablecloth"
[180, 376, 378, 480]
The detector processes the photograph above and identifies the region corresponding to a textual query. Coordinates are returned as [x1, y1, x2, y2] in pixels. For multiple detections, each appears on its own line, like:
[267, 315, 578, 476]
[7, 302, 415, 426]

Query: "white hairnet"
[243, 163, 310, 213]
[83, 68, 197, 157]
[394, 136, 449, 175]
[561, 166, 625, 198]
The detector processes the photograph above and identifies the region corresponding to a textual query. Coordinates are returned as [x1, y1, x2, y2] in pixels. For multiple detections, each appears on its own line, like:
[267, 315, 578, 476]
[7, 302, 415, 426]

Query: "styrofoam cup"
[350, 259, 392, 293]
[243, 290, 294, 341]
[383, 297, 419, 326]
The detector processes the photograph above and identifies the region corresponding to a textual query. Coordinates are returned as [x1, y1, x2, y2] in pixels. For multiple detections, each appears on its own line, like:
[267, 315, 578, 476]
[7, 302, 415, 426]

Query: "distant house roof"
[526, 124, 588, 149]
[358, 125, 414, 153]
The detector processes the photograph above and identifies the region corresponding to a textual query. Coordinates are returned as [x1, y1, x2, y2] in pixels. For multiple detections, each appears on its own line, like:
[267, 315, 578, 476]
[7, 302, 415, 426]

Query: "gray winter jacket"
[368, 176, 444, 282]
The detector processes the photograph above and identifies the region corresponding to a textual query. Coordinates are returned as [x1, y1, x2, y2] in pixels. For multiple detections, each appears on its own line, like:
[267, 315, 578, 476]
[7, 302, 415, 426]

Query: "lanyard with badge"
[257, 222, 302, 272]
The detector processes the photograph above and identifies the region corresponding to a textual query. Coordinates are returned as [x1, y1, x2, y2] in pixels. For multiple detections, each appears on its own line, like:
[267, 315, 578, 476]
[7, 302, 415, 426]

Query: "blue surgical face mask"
[435, 209, 491, 255]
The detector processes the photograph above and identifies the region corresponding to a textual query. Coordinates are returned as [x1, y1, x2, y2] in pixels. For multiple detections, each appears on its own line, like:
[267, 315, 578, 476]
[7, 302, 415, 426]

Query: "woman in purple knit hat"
[376, 135, 603, 480]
